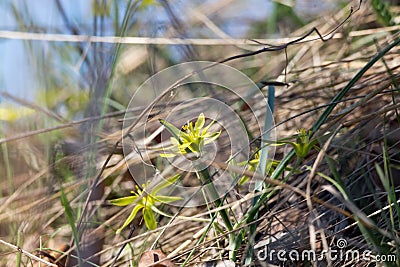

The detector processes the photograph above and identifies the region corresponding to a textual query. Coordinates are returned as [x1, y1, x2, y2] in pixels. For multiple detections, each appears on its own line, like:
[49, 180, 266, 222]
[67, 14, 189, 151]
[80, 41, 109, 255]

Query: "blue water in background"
[0, 0, 336, 105]
[0, 0, 92, 101]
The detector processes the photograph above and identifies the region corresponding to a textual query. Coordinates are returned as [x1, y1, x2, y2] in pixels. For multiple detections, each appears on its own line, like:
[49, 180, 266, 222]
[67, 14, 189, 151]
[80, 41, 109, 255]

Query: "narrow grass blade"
[271, 37, 400, 180]
[240, 38, 400, 260]
[151, 174, 181, 195]
[257, 85, 275, 178]
[60, 187, 81, 264]
[244, 86, 275, 265]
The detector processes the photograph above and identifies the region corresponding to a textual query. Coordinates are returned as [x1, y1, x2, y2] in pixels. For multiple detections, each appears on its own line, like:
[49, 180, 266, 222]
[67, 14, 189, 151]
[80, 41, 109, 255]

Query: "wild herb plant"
[159, 113, 221, 158]
[110, 174, 182, 233]
[158, 113, 234, 236]
[110, 113, 231, 235]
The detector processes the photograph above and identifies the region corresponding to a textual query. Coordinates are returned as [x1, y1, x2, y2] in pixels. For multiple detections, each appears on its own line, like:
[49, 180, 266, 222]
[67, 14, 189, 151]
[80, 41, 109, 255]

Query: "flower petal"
[178, 142, 192, 149]
[152, 174, 181, 195]
[202, 118, 216, 134]
[153, 195, 182, 203]
[143, 207, 157, 230]
[109, 195, 138, 206]
[116, 204, 142, 234]
[195, 113, 205, 132]
[204, 130, 221, 144]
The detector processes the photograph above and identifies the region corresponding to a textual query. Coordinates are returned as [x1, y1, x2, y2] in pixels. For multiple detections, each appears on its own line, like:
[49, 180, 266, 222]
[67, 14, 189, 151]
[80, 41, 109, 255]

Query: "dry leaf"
[138, 249, 175, 267]
[33, 244, 69, 267]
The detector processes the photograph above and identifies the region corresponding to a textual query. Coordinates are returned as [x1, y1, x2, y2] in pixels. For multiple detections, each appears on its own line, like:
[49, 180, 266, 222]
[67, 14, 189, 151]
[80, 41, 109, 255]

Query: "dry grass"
[1, 1, 399, 266]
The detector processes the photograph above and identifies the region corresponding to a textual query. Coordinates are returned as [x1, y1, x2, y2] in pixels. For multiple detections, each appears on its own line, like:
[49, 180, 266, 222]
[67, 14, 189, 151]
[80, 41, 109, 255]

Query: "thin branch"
[0, 90, 67, 123]
[0, 239, 58, 267]
[219, 0, 363, 64]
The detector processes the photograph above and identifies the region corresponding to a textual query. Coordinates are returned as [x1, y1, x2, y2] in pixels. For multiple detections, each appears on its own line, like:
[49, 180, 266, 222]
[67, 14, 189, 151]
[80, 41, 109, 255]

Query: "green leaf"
[372, 0, 394, 26]
[258, 85, 275, 177]
[187, 144, 199, 155]
[310, 138, 319, 147]
[204, 130, 221, 144]
[116, 204, 142, 234]
[143, 207, 157, 230]
[202, 119, 215, 134]
[60, 189, 78, 241]
[239, 175, 250, 185]
[178, 142, 192, 150]
[304, 166, 349, 198]
[195, 113, 205, 132]
[152, 174, 181, 195]
[109, 195, 138, 206]
[152, 195, 182, 203]
[159, 119, 182, 142]
[60, 187, 81, 262]
[178, 132, 193, 143]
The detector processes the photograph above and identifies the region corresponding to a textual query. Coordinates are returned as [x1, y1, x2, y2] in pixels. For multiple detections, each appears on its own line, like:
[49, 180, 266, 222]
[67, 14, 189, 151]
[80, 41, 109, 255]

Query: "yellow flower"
[291, 128, 318, 159]
[159, 113, 221, 158]
[109, 174, 181, 233]
[0, 106, 34, 122]
[237, 150, 278, 185]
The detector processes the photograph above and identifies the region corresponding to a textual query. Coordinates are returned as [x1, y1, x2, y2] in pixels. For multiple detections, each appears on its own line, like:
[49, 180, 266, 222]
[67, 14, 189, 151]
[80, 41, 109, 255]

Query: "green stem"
[232, 157, 302, 262]
[199, 168, 233, 232]
[182, 210, 219, 266]
[197, 166, 235, 255]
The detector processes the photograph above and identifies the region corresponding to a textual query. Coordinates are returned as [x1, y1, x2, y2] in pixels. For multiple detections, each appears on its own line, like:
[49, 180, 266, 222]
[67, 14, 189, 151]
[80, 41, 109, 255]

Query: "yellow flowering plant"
[0, 106, 35, 122]
[158, 112, 234, 240]
[237, 129, 318, 184]
[109, 174, 182, 233]
[237, 150, 279, 185]
[260, 128, 318, 161]
[159, 113, 221, 158]
[287, 128, 319, 160]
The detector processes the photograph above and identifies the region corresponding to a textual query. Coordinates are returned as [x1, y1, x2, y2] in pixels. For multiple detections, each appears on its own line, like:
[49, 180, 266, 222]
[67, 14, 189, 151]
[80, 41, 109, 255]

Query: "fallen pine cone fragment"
[138, 249, 175, 267]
